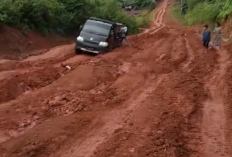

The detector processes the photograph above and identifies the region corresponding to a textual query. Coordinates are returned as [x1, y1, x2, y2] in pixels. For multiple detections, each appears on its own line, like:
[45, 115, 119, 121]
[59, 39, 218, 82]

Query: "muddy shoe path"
[1, 0, 232, 156]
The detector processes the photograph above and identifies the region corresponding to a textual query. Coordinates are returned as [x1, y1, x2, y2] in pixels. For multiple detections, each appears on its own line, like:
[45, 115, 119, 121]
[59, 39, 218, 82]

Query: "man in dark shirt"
[202, 25, 211, 49]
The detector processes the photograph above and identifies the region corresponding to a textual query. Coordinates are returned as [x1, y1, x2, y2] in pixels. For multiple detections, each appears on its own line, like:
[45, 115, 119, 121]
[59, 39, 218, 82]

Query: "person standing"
[202, 24, 211, 49]
[120, 25, 130, 46]
[213, 22, 222, 50]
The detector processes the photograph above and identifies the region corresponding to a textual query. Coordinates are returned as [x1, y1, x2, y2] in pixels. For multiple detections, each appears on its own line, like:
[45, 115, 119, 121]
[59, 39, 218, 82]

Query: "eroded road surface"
[1, 0, 232, 157]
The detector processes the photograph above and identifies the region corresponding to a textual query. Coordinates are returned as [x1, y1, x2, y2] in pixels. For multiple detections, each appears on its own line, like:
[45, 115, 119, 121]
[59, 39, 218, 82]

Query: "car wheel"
[118, 41, 122, 47]
[107, 45, 113, 52]
[75, 48, 81, 54]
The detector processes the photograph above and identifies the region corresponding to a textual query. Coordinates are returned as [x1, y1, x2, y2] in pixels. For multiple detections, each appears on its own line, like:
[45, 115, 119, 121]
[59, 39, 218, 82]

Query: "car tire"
[118, 42, 122, 47]
[107, 45, 113, 52]
[75, 48, 81, 54]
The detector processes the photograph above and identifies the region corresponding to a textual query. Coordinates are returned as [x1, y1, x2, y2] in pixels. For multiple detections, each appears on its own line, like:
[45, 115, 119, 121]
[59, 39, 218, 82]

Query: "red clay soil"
[0, 0, 232, 157]
[0, 26, 71, 60]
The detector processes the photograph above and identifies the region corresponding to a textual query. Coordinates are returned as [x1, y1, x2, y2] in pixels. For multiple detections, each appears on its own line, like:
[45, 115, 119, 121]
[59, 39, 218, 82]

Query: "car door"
[107, 29, 115, 48]
[114, 26, 123, 47]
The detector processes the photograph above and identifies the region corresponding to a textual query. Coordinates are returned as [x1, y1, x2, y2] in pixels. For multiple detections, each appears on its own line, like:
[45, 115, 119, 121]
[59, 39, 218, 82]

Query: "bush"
[0, 0, 67, 34]
[121, 0, 156, 9]
[185, 2, 218, 25]
[179, 0, 232, 25]
[92, 0, 139, 34]
[0, 0, 144, 35]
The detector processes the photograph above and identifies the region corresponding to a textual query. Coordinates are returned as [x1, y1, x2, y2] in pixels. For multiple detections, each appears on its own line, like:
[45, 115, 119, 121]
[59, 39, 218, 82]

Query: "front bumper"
[75, 41, 107, 54]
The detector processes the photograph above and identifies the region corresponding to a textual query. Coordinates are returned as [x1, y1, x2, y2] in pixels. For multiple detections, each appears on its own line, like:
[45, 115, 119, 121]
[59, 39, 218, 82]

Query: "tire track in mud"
[202, 48, 231, 157]
[181, 37, 195, 72]
[64, 25, 204, 157]
[138, 0, 168, 36]
[146, 44, 217, 157]
[88, 31, 211, 157]
[51, 31, 178, 157]
[58, 75, 166, 157]
[181, 30, 231, 156]
[149, 0, 167, 34]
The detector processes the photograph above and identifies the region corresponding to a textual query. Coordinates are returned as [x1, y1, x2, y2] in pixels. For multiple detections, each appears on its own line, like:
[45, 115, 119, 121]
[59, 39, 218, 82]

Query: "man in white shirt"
[120, 25, 130, 46]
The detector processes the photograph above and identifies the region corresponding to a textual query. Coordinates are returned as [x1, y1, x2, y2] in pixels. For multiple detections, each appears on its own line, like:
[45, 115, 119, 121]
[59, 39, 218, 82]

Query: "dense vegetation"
[120, 0, 156, 9]
[176, 0, 232, 25]
[0, 0, 147, 35]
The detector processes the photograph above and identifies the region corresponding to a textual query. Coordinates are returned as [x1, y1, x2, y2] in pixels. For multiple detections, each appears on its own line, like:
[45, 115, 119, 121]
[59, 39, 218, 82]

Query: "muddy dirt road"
[1, 0, 232, 156]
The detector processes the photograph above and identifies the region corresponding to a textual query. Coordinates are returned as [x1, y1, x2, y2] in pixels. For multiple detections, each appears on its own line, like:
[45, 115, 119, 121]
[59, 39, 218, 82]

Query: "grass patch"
[147, 9, 156, 21]
[135, 9, 156, 28]
[170, 5, 215, 28]
[170, 6, 187, 25]
[135, 16, 147, 27]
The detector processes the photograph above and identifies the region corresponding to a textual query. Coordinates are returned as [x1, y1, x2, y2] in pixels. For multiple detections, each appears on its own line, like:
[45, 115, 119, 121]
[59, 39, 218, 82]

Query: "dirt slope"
[0, 26, 70, 60]
[0, 0, 232, 157]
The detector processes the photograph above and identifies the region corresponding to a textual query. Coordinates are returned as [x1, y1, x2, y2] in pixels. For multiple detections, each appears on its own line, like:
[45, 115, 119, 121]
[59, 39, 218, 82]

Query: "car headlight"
[77, 36, 84, 42]
[99, 42, 108, 47]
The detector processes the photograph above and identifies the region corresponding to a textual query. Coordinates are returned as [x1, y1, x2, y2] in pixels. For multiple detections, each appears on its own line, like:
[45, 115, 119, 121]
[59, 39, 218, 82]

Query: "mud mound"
[0, 44, 76, 72]
[0, 66, 63, 103]
[142, 114, 189, 157]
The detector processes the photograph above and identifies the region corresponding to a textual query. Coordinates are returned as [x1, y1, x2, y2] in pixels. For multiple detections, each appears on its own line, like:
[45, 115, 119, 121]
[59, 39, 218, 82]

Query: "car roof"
[86, 19, 112, 28]
[89, 17, 115, 25]
[116, 23, 123, 26]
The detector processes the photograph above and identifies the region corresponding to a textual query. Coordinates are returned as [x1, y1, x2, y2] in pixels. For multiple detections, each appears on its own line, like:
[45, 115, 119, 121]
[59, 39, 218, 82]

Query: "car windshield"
[81, 20, 111, 37]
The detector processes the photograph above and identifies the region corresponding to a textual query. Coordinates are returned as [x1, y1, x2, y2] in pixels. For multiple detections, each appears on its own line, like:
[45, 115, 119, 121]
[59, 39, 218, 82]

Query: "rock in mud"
[159, 54, 166, 60]
[49, 96, 63, 106]
[157, 130, 163, 134]
[129, 148, 135, 153]
[15, 108, 21, 113]
[8, 130, 18, 137]
[66, 65, 71, 70]
[155, 138, 165, 146]
[33, 115, 40, 120]
[19, 122, 26, 128]
[26, 119, 31, 125]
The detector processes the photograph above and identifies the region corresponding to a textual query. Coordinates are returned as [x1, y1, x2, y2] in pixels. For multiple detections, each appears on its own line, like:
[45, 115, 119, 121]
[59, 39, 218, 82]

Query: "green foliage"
[135, 10, 156, 28]
[185, 2, 218, 24]
[129, 0, 156, 8]
[173, 0, 232, 25]
[186, 0, 201, 10]
[0, 0, 66, 34]
[121, 0, 157, 9]
[92, 0, 138, 33]
[217, 0, 232, 20]
[171, 6, 187, 25]
[0, 0, 145, 35]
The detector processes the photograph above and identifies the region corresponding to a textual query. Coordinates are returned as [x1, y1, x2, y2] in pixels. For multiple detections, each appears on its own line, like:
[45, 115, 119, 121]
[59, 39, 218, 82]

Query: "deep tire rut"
[202, 48, 231, 157]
